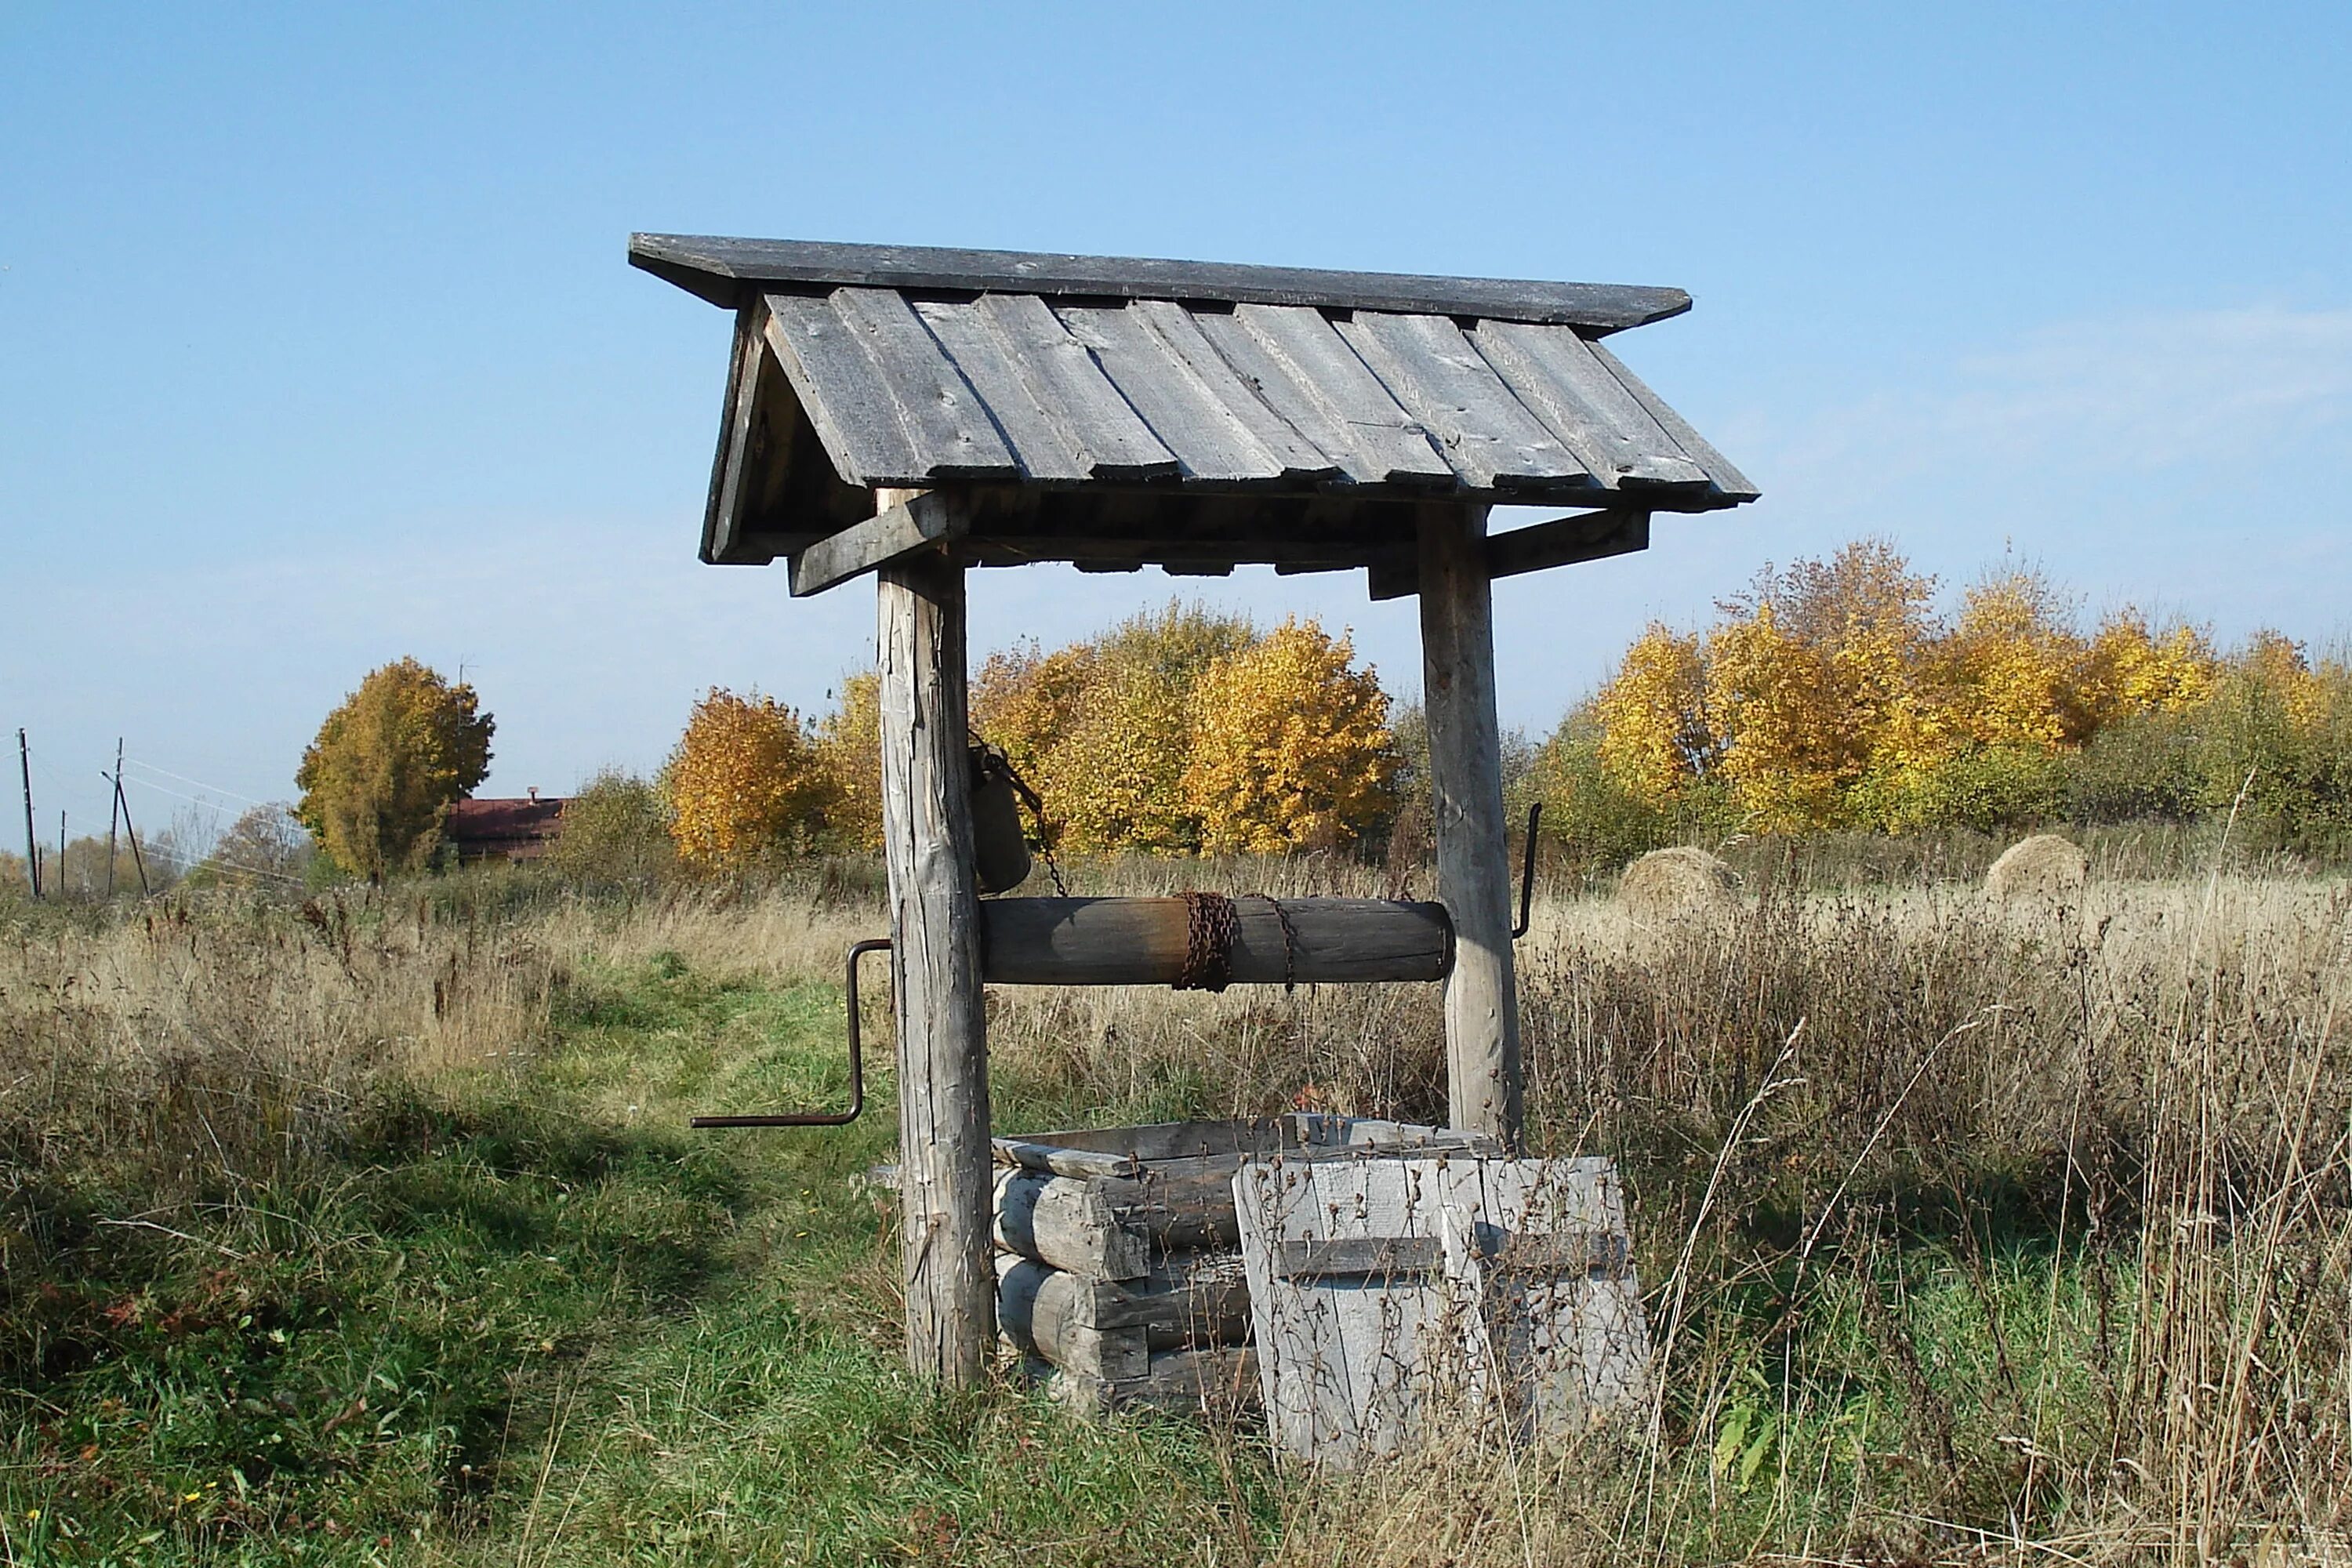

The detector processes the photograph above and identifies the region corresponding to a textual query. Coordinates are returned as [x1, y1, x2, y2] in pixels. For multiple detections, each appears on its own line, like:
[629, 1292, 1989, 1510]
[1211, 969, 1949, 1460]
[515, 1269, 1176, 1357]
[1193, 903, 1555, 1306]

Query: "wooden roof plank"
[1054, 303, 1287, 483]
[1584, 339, 1760, 500]
[825, 288, 1020, 481]
[911, 299, 1094, 483]
[630, 233, 1693, 333]
[1203, 305, 1455, 486]
[1469, 321, 1710, 488]
[1336, 313, 1596, 493]
[977, 295, 1181, 482]
[760, 293, 930, 485]
[1131, 300, 1340, 483]
[702, 302, 768, 562]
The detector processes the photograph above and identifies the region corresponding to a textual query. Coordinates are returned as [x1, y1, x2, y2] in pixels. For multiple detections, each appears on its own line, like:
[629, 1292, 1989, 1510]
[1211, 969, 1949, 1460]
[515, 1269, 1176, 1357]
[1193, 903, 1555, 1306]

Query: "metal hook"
[691, 937, 888, 1128]
[1512, 803, 1543, 940]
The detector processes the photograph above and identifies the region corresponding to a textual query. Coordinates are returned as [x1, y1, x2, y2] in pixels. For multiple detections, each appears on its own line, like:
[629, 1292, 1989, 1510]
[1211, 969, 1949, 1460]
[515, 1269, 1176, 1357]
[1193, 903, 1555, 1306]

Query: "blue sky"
[3, 1, 2347, 841]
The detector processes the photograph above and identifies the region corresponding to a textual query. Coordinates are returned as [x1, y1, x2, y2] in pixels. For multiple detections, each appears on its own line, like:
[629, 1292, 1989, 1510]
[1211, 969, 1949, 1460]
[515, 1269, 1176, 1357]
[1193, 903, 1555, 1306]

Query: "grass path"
[4, 952, 1271, 1567]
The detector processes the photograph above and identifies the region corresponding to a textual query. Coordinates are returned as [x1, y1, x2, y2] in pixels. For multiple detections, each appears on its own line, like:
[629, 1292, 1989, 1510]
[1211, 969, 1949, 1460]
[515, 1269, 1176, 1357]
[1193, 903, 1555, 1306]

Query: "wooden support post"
[876, 488, 993, 1385]
[1416, 503, 1523, 1146]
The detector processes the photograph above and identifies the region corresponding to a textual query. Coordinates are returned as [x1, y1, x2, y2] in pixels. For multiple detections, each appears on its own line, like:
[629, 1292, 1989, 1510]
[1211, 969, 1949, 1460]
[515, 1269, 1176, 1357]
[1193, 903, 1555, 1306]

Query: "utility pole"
[116, 776, 150, 895]
[106, 739, 122, 896]
[57, 811, 66, 898]
[16, 730, 36, 900]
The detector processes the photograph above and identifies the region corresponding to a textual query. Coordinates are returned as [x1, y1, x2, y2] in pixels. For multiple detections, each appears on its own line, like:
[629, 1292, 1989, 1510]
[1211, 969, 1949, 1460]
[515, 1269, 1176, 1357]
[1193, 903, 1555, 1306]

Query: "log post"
[876, 488, 993, 1385]
[1415, 502, 1523, 1147]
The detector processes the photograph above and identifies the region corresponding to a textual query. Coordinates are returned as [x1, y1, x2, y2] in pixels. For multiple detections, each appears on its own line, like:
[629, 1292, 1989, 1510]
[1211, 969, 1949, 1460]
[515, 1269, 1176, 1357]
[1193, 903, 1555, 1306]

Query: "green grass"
[1, 951, 1280, 1566]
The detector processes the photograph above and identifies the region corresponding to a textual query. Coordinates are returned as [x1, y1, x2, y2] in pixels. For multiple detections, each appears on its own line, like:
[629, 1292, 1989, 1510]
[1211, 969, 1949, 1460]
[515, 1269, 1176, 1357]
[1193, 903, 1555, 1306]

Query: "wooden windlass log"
[978, 895, 1452, 988]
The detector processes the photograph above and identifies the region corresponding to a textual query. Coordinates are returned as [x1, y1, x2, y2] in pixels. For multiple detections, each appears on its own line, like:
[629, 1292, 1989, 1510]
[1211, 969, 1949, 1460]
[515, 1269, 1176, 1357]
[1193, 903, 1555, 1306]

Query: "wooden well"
[636, 234, 1757, 1386]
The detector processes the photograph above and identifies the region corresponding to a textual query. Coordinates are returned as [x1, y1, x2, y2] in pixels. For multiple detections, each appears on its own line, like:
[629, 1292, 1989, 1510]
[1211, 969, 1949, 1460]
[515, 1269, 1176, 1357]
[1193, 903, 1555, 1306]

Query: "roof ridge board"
[630, 234, 1691, 334]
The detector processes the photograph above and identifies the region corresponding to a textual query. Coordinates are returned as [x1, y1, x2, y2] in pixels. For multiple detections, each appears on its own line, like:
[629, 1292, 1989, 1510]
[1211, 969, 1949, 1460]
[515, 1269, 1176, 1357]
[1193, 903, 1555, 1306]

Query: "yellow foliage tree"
[1705, 542, 1940, 829]
[1183, 619, 1396, 853]
[665, 689, 833, 873]
[295, 658, 494, 877]
[1024, 605, 1254, 854]
[973, 641, 1098, 781]
[813, 670, 884, 851]
[1940, 568, 2087, 751]
[1592, 624, 1712, 797]
[2082, 611, 2217, 724]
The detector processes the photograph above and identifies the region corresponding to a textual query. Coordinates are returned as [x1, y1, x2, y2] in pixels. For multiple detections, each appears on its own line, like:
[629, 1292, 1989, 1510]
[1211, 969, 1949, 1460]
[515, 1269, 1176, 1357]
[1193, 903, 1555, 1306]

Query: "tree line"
[74, 539, 2337, 895]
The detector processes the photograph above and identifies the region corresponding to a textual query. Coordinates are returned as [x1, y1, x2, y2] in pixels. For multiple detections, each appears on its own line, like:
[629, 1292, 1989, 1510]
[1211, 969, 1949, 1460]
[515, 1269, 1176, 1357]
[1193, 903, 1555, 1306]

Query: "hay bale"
[1985, 834, 2089, 906]
[1617, 848, 1740, 921]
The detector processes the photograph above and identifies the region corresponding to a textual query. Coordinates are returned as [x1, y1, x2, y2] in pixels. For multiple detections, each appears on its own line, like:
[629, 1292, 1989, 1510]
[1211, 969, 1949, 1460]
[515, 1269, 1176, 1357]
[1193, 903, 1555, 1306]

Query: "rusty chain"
[1174, 890, 1240, 991]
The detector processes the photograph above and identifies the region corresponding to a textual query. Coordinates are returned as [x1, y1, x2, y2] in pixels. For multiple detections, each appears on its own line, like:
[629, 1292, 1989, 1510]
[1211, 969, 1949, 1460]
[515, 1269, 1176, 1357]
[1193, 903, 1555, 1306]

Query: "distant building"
[444, 789, 565, 863]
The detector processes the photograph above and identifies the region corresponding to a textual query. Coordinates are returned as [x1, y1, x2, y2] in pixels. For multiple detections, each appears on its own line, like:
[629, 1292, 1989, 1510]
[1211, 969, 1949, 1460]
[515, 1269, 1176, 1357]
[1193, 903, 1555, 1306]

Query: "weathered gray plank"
[1468, 1158, 1650, 1434]
[1583, 339, 1760, 500]
[1235, 1157, 1472, 1464]
[1337, 314, 1593, 492]
[1054, 303, 1287, 481]
[790, 490, 967, 597]
[992, 1138, 1143, 1179]
[979, 896, 1453, 986]
[699, 300, 767, 563]
[1235, 1156, 1650, 1465]
[909, 299, 1093, 482]
[878, 541, 993, 1385]
[1277, 1236, 1446, 1279]
[825, 288, 1019, 480]
[1128, 300, 1338, 482]
[975, 294, 1181, 481]
[964, 533, 1393, 572]
[1208, 304, 1457, 486]
[1418, 504, 1523, 1145]
[632, 233, 1694, 332]
[763, 295, 928, 485]
[1468, 320, 1710, 487]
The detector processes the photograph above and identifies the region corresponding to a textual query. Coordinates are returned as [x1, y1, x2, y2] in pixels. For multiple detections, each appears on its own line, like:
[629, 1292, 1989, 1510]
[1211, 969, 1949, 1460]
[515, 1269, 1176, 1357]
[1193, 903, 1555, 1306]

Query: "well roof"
[632, 235, 1755, 583]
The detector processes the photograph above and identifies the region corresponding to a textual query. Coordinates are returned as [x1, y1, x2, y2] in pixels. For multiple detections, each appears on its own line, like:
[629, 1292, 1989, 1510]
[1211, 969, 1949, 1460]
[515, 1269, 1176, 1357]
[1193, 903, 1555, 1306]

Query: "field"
[4, 851, 2350, 1566]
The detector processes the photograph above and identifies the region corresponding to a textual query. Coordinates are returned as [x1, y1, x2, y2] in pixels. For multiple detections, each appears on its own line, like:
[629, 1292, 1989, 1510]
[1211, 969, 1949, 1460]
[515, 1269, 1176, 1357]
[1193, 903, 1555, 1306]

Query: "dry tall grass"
[5, 859, 2349, 1562]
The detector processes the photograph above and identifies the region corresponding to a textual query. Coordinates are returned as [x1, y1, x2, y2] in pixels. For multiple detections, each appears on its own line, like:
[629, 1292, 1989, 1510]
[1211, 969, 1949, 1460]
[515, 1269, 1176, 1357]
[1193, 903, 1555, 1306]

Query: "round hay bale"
[1617, 848, 1740, 921]
[1985, 834, 2089, 906]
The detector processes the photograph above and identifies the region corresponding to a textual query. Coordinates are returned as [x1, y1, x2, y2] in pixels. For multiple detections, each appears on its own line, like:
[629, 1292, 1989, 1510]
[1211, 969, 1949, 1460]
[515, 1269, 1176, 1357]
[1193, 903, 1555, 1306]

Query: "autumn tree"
[813, 670, 884, 851]
[1011, 605, 1254, 854]
[295, 659, 494, 877]
[199, 804, 315, 887]
[2082, 611, 2217, 724]
[665, 689, 834, 873]
[1591, 623, 1714, 798]
[1183, 619, 1396, 853]
[1704, 542, 1941, 830]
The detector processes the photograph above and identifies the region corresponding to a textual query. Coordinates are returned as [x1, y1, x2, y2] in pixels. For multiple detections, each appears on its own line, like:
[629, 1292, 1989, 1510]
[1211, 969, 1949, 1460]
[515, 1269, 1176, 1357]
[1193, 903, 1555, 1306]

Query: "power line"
[122, 760, 274, 810]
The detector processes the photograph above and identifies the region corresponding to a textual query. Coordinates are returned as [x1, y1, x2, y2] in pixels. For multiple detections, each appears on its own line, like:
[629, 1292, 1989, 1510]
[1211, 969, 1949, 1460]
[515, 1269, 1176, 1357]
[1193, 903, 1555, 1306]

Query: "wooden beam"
[1367, 509, 1650, 601]
[877, 522, 993, 1385]
[630, 233, 1694, 335]
[1488, 509, 1650, 579]
[978, 896, 1451, 986]
[1416, 503, 1523, 1146]
[792, 490, 967, 597]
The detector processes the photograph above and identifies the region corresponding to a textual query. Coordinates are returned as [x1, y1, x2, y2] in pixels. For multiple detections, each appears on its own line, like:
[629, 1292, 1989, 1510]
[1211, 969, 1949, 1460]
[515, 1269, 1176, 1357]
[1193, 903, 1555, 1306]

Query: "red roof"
[445, 797, 565, 858]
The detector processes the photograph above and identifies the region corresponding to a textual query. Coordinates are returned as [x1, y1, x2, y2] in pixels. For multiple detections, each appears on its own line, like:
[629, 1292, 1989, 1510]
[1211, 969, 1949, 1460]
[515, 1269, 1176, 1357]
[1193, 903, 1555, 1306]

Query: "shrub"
[550, 769, 676, 887]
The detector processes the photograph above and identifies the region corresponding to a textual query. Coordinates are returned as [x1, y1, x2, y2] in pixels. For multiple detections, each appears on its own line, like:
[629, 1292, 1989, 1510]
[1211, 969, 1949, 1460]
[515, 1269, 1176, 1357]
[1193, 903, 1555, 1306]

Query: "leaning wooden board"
[1232, 1155, 1650, 1466]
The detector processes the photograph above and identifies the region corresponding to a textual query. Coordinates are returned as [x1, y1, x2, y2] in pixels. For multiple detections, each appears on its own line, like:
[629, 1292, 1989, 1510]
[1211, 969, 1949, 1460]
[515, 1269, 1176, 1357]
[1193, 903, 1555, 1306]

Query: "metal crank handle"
[691, 937, 889, 1128]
